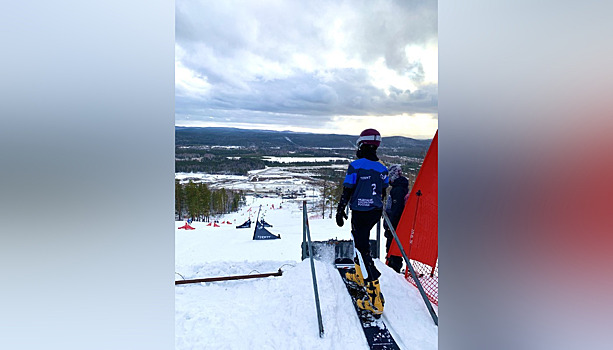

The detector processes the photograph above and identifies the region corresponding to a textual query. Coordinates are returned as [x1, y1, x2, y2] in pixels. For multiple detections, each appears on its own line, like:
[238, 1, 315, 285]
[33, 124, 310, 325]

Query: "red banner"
[389, 130, 438, 269]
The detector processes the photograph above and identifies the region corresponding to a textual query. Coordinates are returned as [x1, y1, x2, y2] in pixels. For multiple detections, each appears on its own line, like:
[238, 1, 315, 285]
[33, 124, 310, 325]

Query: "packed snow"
[175, 194, 438, 349]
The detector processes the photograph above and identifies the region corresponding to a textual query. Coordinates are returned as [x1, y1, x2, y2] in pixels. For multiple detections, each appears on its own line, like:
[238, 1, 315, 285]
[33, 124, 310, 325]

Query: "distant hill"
[175, 126, 431, 152]
[175, 126, 433, 175]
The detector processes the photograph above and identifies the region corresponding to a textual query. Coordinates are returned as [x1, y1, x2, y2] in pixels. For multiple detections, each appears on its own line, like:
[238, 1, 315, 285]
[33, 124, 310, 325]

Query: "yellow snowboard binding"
[356, 279, 385, 316]
[346, 260, 365, 287]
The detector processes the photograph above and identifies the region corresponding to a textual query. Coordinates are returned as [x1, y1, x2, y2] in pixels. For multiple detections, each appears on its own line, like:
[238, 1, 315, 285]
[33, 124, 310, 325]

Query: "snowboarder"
[384, 164, 409, 273]
[335, 128, 388, 316]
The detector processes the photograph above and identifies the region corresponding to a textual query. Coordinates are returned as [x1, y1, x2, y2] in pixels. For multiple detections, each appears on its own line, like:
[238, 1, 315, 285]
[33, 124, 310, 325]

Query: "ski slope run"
[175, 196, 438, 349]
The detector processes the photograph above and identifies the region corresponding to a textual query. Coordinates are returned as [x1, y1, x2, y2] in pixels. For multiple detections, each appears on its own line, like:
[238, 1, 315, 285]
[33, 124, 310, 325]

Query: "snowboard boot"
[346, 261, 365, 287]
[356, 279, 384, 317]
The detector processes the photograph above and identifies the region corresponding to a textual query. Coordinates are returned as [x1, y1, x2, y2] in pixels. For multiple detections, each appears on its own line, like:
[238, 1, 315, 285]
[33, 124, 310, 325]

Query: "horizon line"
[174, 124, 434, 140]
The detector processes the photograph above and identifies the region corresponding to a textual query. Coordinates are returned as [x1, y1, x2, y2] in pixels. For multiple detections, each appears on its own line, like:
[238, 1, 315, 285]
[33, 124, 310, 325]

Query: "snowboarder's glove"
[336, 210, 348, 227]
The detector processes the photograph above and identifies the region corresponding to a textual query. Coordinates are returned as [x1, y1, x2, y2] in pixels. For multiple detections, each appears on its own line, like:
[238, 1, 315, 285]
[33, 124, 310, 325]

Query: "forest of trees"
[175, 180, 245, 221]
[175, 157, 268, 175]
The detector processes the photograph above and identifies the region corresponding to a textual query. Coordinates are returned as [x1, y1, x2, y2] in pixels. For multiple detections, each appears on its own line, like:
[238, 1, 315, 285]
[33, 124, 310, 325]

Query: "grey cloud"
[176, 1, 332, 68]
[176, 0, 437, 74]
[176, 108, 334, 130]
[176, 0, 438, 128]
[178, 68, 436, 118]
[291, 84, 339, 105]
[344, 0, 438, 72]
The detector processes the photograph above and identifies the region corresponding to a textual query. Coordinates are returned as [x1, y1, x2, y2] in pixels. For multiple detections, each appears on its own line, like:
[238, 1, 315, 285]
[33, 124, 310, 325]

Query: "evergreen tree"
[220, 188, 228, 214]
[185, 181, 199, 221]
[231, 191, 241, 212]
[196, 183, 211, 221]
[175, 179, 184, 220]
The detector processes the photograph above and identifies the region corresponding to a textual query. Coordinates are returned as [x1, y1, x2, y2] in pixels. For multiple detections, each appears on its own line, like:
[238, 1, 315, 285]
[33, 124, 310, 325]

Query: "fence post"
[382, 210, 438, 326]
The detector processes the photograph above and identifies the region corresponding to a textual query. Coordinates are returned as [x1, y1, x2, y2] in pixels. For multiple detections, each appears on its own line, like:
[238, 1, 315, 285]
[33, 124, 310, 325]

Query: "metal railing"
[302, 201, 324, 337]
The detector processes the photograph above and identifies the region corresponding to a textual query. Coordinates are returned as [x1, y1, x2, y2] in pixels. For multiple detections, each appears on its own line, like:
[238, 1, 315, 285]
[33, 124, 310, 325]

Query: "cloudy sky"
[175, 0, 437, 139]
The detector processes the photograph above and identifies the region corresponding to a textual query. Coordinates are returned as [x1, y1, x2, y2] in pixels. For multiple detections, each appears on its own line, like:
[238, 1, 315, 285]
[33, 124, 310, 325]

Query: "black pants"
[351, 209, 382, 282]
[385, 230, 403, 273]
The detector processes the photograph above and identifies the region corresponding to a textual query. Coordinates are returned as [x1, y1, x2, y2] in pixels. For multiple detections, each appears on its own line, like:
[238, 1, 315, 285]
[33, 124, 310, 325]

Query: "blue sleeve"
[343, 164, 357, 188]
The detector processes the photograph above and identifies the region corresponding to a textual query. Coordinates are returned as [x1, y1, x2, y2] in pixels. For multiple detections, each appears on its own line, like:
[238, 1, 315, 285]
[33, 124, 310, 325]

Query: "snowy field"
[175, 194, 438, 349]
[176, 167, 345, 193]
[262, 156, 350, 163]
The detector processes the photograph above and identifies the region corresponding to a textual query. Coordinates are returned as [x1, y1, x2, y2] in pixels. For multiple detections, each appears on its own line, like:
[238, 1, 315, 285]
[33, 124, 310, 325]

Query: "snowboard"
[337, 263, 400, 350]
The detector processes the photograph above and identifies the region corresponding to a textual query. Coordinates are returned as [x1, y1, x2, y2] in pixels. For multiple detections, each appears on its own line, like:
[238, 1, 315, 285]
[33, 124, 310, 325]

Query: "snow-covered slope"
[175, 196, 438, 349]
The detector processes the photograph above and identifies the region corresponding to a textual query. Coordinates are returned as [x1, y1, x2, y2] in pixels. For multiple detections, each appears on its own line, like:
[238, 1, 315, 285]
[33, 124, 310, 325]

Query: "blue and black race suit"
[343, 158, 389, 211]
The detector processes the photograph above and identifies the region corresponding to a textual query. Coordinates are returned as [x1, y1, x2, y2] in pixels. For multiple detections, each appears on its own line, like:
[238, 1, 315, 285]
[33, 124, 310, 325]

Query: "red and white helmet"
[356, 128, 381, 148]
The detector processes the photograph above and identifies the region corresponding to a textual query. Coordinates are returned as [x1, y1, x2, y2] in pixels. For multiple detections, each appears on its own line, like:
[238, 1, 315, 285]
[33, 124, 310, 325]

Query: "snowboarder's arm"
[335, 186, 353, 227]
[337, 186, 354, 212]
[339, 163, 357, 212]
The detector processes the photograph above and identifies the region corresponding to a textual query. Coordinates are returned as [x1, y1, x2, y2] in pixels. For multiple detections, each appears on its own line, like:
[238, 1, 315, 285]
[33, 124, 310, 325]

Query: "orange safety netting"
[388, 130, 438, 305]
